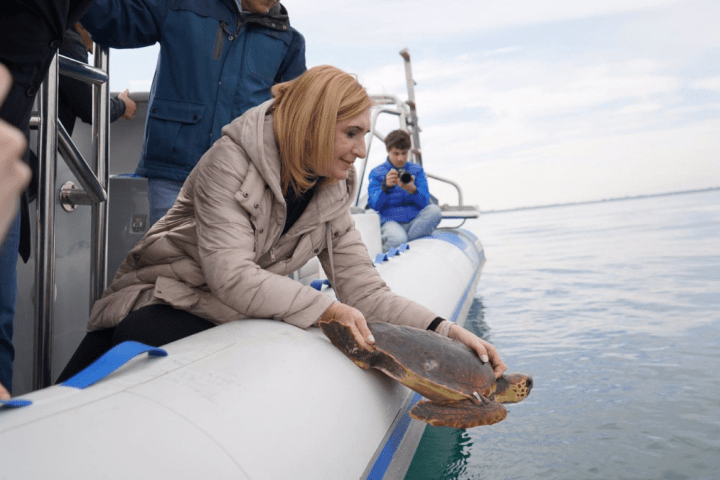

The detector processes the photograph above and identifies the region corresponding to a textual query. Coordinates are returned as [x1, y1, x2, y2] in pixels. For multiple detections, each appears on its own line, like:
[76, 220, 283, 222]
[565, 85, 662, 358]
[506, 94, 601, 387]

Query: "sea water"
[405, 189, 720, 480]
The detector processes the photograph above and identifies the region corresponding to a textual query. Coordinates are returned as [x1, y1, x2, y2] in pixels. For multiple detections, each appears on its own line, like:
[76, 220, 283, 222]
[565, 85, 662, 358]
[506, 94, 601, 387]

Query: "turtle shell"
[367, 322, 496, 402]
[320, 320, 532, 429]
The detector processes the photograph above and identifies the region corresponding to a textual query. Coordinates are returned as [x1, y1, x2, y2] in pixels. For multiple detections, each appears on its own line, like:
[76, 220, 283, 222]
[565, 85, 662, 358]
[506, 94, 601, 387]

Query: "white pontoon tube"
[0, 214, 485, 480]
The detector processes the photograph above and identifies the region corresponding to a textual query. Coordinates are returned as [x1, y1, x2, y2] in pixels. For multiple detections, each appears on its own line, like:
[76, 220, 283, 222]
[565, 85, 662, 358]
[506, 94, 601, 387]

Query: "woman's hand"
[448, 323, 507, 379]
[319, 302, 376, 351]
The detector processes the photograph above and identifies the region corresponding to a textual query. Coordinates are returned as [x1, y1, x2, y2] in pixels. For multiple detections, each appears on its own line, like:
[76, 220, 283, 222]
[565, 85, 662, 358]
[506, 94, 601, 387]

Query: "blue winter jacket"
[81, 0, 306, 182]
[367, 160, 431, 224]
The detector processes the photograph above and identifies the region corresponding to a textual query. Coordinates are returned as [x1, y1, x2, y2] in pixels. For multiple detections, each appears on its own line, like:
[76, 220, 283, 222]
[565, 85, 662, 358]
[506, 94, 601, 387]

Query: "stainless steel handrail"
[89, 48, 111, 309]
[33, 52, 59, 390]
[355, 49, 475, 217]
[32, 47, 111, 389]
[400, 48, 423, 166]
[425, 173, 465, 206]
[354, 96, 413, 206]
[355, 105, 399, 205]
[57, 120, 106, 204]
[30, 55, 109, 206]
[58, 54, 108, 85]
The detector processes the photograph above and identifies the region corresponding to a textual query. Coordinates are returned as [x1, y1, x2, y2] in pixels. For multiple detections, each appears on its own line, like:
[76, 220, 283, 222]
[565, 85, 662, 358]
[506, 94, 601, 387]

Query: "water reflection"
[463, 297, 491, 340]
[406, 427, 472, 480]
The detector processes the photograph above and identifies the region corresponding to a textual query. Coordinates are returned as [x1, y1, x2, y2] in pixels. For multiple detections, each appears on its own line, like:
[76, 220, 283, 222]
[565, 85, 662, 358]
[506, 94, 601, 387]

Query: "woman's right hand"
[448, 323, 508, 379]
[319, 302, 376, 351]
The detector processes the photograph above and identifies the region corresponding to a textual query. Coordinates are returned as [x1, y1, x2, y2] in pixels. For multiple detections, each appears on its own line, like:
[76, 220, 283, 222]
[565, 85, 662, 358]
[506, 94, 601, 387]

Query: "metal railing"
[355, 49, 478, 218]
[399, 48, 423, 166]
[31, 49, 110, 389]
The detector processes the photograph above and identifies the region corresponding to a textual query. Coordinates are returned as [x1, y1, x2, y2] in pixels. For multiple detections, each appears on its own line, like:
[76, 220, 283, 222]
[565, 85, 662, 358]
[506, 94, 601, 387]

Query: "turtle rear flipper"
[410, 399, 507, 429]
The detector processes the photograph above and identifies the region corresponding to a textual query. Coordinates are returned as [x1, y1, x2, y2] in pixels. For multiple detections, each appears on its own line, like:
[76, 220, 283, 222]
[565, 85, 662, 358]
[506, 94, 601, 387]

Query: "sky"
[109, 0, 720, 211]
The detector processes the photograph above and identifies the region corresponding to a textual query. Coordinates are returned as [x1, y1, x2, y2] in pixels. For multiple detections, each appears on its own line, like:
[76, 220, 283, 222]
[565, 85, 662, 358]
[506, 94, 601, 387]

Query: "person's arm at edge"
[0, 64, 32, 399]
[80, 0, 166, 49]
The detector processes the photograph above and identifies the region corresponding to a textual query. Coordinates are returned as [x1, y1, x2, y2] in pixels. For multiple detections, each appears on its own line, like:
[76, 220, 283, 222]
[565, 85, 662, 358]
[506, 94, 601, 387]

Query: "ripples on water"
[406, 190, 720, 480]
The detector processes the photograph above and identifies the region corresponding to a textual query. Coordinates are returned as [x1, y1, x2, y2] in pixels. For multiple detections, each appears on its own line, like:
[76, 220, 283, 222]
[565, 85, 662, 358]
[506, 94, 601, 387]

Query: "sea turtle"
[319, 320, 533, 429]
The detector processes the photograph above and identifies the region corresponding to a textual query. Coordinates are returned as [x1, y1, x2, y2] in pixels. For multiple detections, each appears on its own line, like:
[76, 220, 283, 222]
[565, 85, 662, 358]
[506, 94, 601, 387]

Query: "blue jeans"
[381, 204, 442, 252]
[147, 178, 184, 226]
[0, 209, 21, 393]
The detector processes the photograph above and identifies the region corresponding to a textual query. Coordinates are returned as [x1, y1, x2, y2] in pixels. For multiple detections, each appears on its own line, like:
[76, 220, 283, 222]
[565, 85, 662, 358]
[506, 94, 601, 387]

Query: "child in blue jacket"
[367, 130, 442, 252]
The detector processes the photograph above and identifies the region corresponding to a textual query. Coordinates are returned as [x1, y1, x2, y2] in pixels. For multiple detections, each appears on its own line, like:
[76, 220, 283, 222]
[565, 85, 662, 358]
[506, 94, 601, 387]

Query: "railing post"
[90, 46, 110, 307]
[399, 49, 423, 166]
[33, 53, 59, 390]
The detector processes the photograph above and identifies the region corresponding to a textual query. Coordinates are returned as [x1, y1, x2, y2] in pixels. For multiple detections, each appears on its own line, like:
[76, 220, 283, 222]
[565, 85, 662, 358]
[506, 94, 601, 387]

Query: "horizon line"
[479, 186, 720, 215]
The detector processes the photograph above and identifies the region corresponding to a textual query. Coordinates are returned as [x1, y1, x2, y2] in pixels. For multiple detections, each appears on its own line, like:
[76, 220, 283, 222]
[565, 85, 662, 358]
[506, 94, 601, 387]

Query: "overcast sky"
[109, 0, 720, 210]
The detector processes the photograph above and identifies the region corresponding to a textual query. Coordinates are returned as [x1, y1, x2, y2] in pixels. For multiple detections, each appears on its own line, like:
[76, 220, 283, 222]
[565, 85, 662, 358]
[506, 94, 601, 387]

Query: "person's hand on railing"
[119, 89, 137, 120]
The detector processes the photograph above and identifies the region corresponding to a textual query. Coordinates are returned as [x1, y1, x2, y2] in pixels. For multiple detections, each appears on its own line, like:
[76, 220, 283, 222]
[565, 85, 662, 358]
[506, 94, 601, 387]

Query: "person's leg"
[406, 204, 442, 241]
[112, 304, 215, 347]
[381, 220, 409, 252]
[56, 305, 214, 384]
[147, 178, 184, 225]
[55, 328, 116, 384]
[0, 210, 21, 394]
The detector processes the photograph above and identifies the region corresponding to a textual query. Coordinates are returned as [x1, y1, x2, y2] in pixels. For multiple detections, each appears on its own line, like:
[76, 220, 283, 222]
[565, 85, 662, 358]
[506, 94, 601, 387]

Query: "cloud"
[693, 76, 720, 93]
[293, 0, 683, 44]
[429, 117, 720, 210]
[359, 51, 689, 161]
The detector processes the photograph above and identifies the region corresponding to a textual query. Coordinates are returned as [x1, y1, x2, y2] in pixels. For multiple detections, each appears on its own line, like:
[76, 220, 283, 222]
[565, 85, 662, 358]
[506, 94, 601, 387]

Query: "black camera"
[396, 168, 413, 184]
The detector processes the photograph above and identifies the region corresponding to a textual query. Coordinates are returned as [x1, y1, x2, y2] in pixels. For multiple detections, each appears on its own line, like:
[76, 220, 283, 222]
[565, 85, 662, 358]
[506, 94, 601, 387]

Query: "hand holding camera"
[385, 167, 416, 193]
[396, 168, 413, 184]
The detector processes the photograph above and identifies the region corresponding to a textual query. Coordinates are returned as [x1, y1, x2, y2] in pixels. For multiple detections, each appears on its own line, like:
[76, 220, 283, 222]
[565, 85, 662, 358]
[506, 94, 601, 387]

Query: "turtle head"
[493, 373, 533, 404]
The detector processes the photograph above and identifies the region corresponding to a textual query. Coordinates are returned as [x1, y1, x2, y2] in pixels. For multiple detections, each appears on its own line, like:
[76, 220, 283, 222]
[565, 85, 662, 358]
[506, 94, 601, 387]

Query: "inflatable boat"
[0, 219, 484, 479]
[1, 49, 484, 479]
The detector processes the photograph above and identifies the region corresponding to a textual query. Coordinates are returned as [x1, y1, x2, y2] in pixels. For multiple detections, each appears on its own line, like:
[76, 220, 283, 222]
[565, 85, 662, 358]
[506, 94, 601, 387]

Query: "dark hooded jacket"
[80, 0, 306, 183]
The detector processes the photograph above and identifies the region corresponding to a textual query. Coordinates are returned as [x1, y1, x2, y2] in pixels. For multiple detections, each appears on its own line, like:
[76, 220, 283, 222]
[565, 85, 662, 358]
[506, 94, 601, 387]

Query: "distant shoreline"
[480, 186, 720, 214]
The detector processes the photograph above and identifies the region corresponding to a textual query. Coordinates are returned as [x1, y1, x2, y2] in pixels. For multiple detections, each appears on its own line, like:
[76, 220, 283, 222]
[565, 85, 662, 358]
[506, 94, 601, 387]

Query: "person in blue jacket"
[80, 0, 306, 224]
[367, 129, 442, 252]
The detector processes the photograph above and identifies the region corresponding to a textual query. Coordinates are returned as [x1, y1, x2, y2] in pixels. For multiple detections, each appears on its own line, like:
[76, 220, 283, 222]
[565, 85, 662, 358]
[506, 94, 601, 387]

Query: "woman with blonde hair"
[58, 65, 506, 382]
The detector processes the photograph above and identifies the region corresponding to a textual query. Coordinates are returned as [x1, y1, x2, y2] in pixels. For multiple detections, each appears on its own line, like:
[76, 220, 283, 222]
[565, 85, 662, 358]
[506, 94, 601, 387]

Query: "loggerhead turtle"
[319, 320, 533, 429]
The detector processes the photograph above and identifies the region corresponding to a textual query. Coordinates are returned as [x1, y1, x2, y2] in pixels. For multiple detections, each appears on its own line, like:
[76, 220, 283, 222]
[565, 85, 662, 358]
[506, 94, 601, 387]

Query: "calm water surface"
[406, 189, 720, 480]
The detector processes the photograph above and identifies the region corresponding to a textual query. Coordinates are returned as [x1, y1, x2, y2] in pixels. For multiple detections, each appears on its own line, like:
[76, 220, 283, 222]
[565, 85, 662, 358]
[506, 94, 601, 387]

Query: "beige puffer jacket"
[89, 99, 437, 332]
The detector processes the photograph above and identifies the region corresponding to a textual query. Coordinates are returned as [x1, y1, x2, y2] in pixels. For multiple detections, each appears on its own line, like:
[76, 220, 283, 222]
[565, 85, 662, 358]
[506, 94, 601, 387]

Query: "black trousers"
[56, 304, 215, 384]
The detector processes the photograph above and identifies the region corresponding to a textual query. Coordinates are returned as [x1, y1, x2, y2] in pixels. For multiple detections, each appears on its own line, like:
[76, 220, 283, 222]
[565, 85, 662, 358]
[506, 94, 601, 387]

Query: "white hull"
[0, 223, 484, 480]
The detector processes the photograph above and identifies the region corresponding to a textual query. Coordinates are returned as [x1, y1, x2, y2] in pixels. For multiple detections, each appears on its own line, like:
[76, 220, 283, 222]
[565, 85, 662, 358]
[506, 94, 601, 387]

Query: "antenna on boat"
[399, 48, 422, 166]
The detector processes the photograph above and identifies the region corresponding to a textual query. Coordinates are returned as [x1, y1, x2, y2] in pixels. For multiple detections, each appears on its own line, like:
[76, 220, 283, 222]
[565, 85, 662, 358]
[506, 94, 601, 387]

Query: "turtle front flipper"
[409, 398, 507, 429]
[319, 320, 375, 369]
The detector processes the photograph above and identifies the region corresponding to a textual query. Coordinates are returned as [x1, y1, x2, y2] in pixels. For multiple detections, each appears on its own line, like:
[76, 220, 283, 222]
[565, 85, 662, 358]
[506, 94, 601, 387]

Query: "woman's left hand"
[319, 302, 376, 352]
[448, 324, 507, 379]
